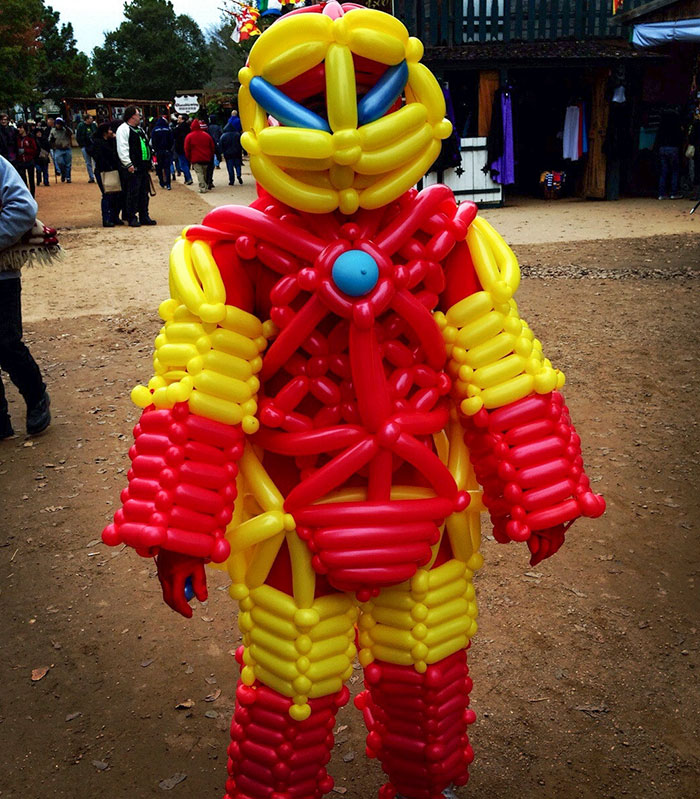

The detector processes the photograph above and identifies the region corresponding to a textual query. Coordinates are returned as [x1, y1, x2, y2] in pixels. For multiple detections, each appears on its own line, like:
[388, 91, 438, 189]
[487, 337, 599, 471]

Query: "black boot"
[0, 415, 14, 440]
[26, 391, 51, 435]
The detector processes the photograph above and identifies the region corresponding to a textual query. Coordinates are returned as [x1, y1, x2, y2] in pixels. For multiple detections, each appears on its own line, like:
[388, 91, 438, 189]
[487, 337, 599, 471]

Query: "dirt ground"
[1, 154, 699, 799]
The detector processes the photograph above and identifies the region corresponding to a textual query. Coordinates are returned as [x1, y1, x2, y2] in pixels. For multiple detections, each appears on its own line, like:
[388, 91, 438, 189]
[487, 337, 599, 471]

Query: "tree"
[0, 0, 45, 107]
[205, 13, 254, 96]
[37, 5, 94, 100]
[92, 0, 212, 99]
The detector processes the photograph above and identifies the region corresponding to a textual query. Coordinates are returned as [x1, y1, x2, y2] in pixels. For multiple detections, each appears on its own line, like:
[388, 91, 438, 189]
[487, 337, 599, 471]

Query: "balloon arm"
[458, 391, 605, 551]
[102, 404, 247, 566]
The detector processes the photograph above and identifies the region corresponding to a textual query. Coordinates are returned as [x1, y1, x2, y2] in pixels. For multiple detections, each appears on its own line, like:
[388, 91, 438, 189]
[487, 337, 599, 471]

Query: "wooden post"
[584, 69, 610, 200]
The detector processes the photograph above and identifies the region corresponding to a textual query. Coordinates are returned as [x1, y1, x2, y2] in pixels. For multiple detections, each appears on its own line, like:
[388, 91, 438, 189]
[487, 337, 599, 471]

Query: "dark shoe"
[0, 416, 14, 440]
[26, 391, 51, 435]
[60, 175, 65, 182]
[238, 177, 243, 184]
[140, 217, 157, 226]
[165, 185, 171, 190]
[129, 218, 141, 227]
[185, 180, 193, 185]
[229, 181, 235, 186]
[113, 218, 124, 226]
[103, 221, 115, 228]
[66, 179, 71, 183]
[88, 178, 95, 183]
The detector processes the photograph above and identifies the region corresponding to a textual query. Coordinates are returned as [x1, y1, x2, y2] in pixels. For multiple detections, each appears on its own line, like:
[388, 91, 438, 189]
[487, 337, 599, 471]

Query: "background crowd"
[0, 107, 245, 226]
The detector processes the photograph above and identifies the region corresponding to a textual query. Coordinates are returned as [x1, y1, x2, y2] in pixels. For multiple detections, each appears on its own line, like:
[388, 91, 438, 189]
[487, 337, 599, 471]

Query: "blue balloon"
[331, 250, 379, 297]
[249, 77, 331, 132]
[184, 576, 195, 602]
[358, 61, 409, 126]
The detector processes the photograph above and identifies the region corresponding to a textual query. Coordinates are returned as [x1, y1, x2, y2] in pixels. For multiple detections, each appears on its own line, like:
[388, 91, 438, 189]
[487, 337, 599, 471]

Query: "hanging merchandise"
[485, 87, 515, 184]
[102, 5, 605, 799]
[563, 102, 588, 161]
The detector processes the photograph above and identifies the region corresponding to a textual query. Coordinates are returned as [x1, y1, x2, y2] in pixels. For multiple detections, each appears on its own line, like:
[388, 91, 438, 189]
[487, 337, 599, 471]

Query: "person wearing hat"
[116, 106, 157, 227]
[48, 117, 73, 182]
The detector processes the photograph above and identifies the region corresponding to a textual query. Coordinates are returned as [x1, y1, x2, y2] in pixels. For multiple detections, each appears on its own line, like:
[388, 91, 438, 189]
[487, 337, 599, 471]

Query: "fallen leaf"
[201, 616, 214, 623]
[204, 689, 221, 703]
[23, 441, 34, 448]
[204, 710, 219, 719]
[31, 666, 50, 682]
[141, 658, 155, 668]
[92, 760, 109, 771]
[175, 699, 195, 710]
[204, 675, 217, 685]
[159, 773, 187, 790]
[524, 571, 543, 579]
[332, 788, 347, 795]
[342, 751, 355, 762]
[65, 711, 82, 722]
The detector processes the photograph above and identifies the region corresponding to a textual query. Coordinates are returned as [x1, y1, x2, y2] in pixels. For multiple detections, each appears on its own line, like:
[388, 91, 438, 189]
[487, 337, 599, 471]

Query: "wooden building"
[396, 0, 694, 201]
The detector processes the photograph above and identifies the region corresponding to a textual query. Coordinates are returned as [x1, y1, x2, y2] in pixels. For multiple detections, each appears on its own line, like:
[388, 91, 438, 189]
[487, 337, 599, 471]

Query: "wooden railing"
[394, 0, 646, 47]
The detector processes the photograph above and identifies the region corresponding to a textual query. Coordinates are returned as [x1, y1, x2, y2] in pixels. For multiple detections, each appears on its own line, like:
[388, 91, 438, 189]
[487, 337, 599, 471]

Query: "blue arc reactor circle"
[331, 250, 380, 297]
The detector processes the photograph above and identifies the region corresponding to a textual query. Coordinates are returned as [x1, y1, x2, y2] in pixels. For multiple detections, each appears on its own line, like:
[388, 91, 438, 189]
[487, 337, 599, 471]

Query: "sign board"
[174, 95, 200, 115]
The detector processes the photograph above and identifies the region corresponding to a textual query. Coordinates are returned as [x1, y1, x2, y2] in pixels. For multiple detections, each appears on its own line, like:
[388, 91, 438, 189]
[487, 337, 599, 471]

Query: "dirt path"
[1, 158, 698, 799]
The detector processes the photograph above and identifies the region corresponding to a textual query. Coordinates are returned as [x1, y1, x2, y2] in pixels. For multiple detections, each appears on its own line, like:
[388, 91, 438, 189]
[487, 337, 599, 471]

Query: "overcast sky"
[48, 0, 225, 55]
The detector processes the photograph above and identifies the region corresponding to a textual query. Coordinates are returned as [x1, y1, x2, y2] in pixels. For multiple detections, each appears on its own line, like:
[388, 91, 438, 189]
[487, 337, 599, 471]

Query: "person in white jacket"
[116, 106, 156, 227]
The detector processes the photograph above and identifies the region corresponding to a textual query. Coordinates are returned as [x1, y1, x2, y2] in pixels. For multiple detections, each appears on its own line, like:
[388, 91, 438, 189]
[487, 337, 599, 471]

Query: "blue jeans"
[54, 148, 72, 181]
[35, 161, 49, 185]
[177, 153, 192, 183]
[81, 146, 95, 180]
[658, 146, 680, 196]
[225, 158, 242, 184]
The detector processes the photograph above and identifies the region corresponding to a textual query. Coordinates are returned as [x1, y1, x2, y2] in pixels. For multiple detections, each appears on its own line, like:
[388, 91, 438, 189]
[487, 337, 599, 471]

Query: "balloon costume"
[103, 4, 605, 797]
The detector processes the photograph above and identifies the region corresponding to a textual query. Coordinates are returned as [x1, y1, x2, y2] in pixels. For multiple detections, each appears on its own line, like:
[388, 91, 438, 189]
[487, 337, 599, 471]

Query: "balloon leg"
[225, 679, 350, 799]
[356, 652, 475, 799]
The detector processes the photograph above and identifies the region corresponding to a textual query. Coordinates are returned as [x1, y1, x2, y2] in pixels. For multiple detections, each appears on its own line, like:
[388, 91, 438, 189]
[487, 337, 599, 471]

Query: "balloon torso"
[221, 186, 474, 598]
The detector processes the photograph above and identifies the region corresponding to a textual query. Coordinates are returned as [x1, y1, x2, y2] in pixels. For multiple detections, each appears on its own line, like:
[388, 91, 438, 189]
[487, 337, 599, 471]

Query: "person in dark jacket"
[184, 119, 215, 193]
[92, 122, 124, 227]
[76, 114, 97, 182]
[0, 114, 20, 169]
[34, 121, 51, 187]
[116, 106, 156, 227]
[150, 115, 174, 190]
[173, 114, 193, 185]
[655, 108, 683, 199]
[15, 123, 38, 197]
[220, 119, 244, 185]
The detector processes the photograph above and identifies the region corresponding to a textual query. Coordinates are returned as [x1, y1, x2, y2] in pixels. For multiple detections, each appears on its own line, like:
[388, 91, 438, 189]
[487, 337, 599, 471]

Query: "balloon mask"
[238, 3, 453, 214]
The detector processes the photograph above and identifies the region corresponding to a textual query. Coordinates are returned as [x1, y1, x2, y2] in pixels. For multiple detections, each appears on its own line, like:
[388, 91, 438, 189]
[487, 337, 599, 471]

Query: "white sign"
[174, 95, 200, 115]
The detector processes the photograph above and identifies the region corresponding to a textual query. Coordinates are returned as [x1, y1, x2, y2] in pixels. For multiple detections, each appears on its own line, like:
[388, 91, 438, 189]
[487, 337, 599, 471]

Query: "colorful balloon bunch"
[356, 651, 475, 799]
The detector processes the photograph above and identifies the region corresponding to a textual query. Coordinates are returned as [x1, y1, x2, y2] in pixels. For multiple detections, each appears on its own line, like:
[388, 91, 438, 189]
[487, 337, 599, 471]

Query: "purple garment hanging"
[490, 91, 515, 185]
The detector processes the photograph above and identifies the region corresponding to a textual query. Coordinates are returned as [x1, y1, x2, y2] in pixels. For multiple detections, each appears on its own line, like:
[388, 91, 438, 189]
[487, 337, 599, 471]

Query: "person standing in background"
[655, 108, 683, 200]
[0, 114, 20, 169]
[34, 120, 52, 187]
[173, 114, 193, 185]
[116, 106, 157, 227]
[150, 115, 174, 191]
[92, 122, 124, 228]
[220, 117, 244, 185]
[15, 122, 38, 197]
[76, 113, 97, 183]
[49, 117, 73, 182]
[0, 155, 52, 438]
[184, 119, 215, 193]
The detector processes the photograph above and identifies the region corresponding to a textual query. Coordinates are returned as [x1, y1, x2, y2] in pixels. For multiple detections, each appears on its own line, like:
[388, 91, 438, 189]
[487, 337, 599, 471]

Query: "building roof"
[613, 0, 697, 24]
[424, 38, 666, 68]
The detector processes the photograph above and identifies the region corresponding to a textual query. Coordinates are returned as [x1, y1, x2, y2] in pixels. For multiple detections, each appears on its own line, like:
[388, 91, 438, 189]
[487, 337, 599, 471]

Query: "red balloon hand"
[156, 550, 208, 618]
[527, 524, 567, 566]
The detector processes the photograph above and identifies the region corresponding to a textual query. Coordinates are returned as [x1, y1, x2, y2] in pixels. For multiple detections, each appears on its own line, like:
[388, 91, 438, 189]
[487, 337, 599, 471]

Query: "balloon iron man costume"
[103, 4, 605, 797]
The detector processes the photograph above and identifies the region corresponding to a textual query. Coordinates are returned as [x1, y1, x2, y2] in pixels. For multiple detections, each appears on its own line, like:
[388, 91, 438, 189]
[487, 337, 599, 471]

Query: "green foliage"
[205, 13, 254, 94]
[0, 0, 45, 107]
[92, 0, 213, 99]
[37, 5, 95, 100]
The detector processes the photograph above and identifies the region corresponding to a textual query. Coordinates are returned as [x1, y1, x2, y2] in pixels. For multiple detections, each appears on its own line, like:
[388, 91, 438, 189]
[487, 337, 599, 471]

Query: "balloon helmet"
[238, 2, 453, 215]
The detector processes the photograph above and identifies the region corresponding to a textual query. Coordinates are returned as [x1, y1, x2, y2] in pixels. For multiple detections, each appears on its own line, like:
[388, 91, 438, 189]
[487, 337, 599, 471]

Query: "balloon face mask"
[238, 5, 453, 215]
